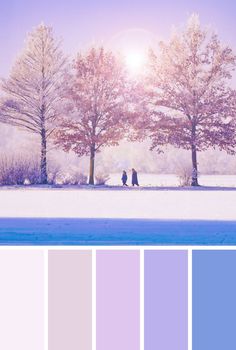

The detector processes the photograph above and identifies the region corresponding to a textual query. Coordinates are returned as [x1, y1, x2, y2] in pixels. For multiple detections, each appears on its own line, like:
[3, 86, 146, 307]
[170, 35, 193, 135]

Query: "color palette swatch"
[97, 250, 140, 350]
[145, 250, 188, 350]
[48, 250, 92, 350]
[0, 249, 236, 350]
[193, 250, 236, 350]
[0, 250, 44, 350]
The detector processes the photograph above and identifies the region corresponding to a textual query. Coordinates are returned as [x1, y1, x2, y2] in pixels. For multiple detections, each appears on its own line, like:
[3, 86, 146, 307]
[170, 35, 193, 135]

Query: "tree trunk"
[40, 128, 48, 184]
[88, 145, 95, 185]
[191, 123, 199, 186]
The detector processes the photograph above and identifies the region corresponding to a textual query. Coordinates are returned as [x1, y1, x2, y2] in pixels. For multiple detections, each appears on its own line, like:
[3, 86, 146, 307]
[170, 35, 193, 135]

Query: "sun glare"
[125, 51, 146, 74]
[108, 28, 157, 75]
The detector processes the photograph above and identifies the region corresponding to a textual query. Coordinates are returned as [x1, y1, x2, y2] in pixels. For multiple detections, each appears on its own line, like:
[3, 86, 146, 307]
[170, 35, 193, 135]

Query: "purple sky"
[0, 0, 236, 76]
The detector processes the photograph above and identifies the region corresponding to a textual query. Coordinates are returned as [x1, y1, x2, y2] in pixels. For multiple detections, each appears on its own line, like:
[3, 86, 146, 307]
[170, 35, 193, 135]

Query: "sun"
[107, 28, 157, 75]
[125, 51, 146, 74]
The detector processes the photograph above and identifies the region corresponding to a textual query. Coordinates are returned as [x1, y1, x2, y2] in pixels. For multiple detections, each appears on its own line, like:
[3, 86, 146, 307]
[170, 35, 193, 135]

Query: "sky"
[0, 0, 236, 77]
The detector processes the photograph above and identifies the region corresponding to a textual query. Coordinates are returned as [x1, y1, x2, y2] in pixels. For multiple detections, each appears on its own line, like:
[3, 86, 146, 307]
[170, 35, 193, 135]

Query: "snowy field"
[0, 186, 236, 219]
[0, 183, 236, 244]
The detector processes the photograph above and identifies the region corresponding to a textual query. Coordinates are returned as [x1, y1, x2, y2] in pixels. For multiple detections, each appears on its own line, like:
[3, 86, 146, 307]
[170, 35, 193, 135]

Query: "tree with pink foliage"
[146, 14, 236, 186]
[0, 24, 66, 184]
[54, 47, 128, 185]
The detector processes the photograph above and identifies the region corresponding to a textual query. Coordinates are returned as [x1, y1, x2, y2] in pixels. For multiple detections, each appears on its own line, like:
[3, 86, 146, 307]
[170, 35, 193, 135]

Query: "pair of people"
[122, 168, 139, 186]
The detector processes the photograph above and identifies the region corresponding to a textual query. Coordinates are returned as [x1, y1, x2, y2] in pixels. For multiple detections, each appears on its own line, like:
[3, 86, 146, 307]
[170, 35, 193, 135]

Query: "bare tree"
[54, 47, 128, 185]
[146, 14, 236, 185]
[0, 23, 67, 184]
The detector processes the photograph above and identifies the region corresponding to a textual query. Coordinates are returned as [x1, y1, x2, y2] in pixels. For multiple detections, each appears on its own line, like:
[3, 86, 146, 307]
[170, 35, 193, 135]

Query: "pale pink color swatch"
[48, 250, 92, 350]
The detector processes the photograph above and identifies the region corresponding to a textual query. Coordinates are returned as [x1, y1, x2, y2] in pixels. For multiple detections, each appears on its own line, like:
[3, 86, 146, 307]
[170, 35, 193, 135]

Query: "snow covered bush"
[176, 165, 192, 187]
[0, 156, 41, 185]
[95, 173, 110, 185]
[48, 164, 61, 185]
[72, 172, 87, 185]
[61, 172, 88, 185]
[26, 161, 41, 184]
[0, 157, 14, 185]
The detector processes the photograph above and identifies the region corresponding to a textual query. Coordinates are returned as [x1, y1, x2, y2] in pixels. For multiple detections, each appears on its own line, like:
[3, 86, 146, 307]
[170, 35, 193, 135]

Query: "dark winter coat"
[132, 170, 139, 186]
[122, 173, 128, 184]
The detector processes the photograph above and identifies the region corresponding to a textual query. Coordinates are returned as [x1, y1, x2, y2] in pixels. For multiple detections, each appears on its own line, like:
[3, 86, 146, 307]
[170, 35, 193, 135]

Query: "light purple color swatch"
[48, 250, 92, 350]
[96, 250, 140, 350]
[145, 250, 188, 350]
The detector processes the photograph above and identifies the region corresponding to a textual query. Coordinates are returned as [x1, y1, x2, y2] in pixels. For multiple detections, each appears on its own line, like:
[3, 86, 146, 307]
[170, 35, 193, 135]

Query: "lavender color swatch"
[96, 250, 140, 350]
[48, 250, 92, 350]
[145, 250, 188, 350]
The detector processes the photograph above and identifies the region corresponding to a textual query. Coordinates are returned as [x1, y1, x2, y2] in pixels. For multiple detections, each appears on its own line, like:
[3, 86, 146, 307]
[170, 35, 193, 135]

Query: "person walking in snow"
[121, 170, 128, 186]
[131, 168, 139, 186]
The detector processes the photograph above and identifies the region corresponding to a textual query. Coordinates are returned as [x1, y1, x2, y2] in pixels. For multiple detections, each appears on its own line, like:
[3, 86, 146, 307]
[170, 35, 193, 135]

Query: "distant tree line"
[0, 14, 236, 186]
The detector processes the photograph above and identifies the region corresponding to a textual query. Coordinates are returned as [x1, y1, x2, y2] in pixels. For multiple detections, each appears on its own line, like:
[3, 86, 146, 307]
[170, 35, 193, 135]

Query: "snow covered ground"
[107, 173, 236, 187]
[0, 186, 236, 244]
[0, 187, 236, 220]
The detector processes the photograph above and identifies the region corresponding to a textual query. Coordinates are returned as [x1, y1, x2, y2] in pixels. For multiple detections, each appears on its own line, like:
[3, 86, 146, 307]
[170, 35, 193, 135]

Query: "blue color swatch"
[193, 250, 236, 350]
